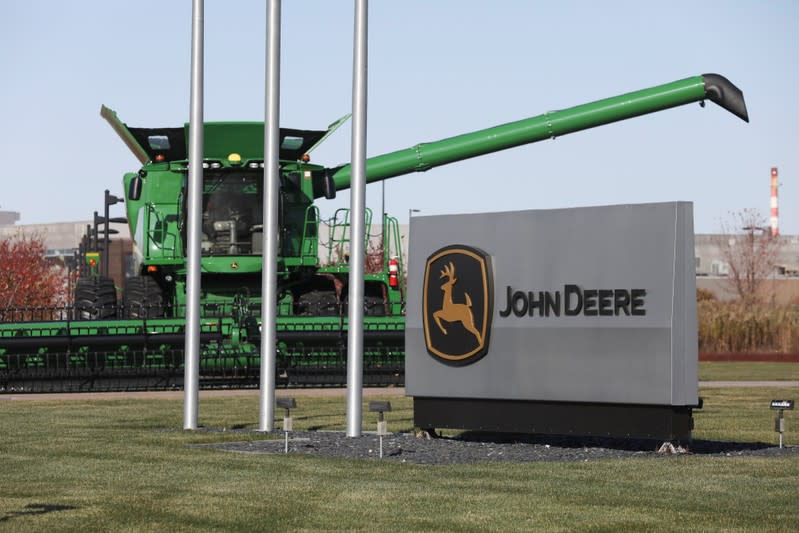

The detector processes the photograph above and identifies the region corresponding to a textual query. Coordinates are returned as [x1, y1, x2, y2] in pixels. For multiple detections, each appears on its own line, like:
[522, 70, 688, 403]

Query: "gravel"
[194, 430, 799, 465]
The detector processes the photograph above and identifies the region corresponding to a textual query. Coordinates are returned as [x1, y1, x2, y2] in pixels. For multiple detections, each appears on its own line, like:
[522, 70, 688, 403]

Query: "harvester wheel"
[123, 276, 165, 319]
[74, 276, 118, 320]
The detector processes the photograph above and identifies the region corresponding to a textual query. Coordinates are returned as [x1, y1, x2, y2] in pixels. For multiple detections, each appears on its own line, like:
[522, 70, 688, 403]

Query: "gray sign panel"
[405, 202, 698, 407]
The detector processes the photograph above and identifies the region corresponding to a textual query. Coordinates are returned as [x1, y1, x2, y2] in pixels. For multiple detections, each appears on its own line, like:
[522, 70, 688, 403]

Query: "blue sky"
[1, 1, 797, 234]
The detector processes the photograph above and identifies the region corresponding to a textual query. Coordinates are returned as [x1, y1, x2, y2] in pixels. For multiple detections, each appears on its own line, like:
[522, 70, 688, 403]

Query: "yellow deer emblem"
[433, 262, 483, 345]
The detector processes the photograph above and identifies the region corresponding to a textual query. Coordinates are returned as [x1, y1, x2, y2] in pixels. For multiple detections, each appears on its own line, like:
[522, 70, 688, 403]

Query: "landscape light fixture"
[369, 401, 392, 458]
[770, 399, 794, 449]
[277, 397, 297, 453]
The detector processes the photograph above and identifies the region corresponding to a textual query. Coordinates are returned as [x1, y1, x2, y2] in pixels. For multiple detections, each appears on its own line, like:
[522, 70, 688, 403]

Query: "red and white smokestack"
[770, 167, 779, 237]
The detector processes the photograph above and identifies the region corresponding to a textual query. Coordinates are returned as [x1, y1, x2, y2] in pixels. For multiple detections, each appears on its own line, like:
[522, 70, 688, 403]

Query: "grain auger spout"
[327, 73, 748, 193]
[702, 73, 748, 122]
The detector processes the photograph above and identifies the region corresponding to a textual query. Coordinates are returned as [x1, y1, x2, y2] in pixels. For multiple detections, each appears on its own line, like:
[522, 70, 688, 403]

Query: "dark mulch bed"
[192, 430, 799, 465]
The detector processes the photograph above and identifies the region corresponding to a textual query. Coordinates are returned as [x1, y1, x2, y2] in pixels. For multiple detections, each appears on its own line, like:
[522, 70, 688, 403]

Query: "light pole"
[406, 209, 420, 274]
[102, 190, 126, 278]
[380, 180, 386, 252]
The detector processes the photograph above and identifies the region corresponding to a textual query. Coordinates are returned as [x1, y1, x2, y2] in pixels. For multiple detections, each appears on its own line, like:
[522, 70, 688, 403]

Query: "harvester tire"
[123, 276, 165, 319]
[75, 276, 118, 320]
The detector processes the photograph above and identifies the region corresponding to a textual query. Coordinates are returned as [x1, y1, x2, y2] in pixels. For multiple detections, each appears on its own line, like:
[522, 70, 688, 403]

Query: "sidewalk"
[699, 381, 799, 388]
[4, 382, 798, 401]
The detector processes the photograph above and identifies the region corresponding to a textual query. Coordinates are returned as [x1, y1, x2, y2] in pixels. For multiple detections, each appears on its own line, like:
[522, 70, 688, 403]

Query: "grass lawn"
[699, 361, 799, 382]
[1, 388, 797, 532]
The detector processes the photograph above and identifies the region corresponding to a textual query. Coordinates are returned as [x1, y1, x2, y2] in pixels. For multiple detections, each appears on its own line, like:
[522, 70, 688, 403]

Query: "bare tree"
[714, 209, 784, 303]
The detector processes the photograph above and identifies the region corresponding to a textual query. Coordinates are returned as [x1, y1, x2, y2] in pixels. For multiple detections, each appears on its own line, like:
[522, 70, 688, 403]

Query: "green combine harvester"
[0, 74, 748, 392]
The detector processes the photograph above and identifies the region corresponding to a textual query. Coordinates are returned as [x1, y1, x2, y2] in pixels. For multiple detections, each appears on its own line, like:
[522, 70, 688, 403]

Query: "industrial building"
[695, 233, 799, 303]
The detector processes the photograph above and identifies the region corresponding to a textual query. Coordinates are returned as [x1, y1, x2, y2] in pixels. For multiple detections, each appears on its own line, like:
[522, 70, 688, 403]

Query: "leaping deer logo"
[423, 245, 493, 364]
[433, 262, 483, 346]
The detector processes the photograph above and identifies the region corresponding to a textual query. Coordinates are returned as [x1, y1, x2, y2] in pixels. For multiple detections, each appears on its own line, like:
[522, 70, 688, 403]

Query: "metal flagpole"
[346, 0, 368, 437]
[183, 0, 204, 430]
[259, 0, 281, 432]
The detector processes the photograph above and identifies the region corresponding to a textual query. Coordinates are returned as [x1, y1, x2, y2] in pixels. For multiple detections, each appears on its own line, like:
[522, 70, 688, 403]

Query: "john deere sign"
[405, 202, 699, 440]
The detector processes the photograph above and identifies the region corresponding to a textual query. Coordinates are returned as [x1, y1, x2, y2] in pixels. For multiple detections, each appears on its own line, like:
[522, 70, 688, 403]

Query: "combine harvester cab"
[0, 74, 747, 392]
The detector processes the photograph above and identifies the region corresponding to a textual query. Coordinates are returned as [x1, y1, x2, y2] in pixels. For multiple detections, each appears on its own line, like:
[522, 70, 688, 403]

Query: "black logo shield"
[423, 245, 493, 365]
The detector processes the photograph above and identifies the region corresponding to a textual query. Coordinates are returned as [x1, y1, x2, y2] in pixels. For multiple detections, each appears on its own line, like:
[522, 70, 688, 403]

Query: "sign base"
[413, 396, 697, 442]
